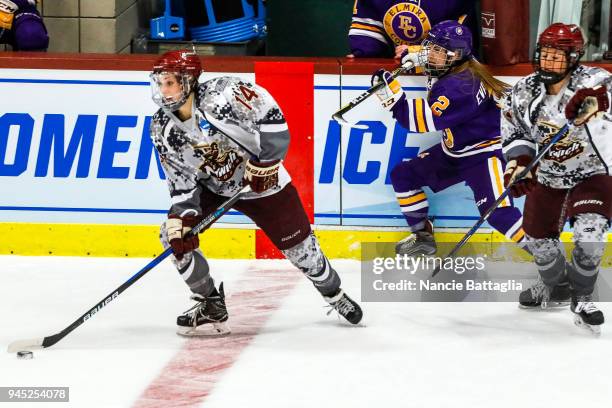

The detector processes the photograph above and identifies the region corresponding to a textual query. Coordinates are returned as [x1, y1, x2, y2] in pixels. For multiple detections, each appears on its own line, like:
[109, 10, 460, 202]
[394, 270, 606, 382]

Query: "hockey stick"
[431, 123, 571, 278]
[7, 185, 251, 353]
[331, 63, 414, 126]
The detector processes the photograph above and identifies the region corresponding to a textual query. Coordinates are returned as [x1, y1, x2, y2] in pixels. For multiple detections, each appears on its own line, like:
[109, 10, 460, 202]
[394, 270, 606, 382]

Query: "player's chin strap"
[431, 123, 572, 278]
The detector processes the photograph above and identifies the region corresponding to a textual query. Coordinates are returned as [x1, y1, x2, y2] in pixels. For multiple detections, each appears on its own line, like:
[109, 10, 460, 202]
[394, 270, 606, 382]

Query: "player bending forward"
[502, 23, 611, 334]
[371, 20, 525, 256]
[149, 51, 363, 335]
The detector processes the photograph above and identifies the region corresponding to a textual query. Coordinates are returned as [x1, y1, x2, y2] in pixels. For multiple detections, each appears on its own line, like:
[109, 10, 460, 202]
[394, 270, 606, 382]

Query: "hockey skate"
[324, 289, 363, 325]
[177, 283, 230, 336]
[395, 221, 436, 256]
[518, 278, 570, 309]
[571, 295, 604, 335]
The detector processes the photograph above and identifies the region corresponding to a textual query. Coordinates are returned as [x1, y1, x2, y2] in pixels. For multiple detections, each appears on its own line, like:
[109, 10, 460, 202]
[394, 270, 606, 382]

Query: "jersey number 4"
[235, 85, 259, 110]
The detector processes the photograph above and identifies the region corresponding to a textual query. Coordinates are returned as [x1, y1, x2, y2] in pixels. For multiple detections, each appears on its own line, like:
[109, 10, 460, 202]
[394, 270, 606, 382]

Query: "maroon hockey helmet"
[152, 50, 202, 77]
[534, 23, 585, 85]
[150, 50, 203, 110]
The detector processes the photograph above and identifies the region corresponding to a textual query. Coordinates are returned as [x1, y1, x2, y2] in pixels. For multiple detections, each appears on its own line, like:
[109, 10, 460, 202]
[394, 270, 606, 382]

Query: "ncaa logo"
[456, 27, 463, 35]
[199, 119, 210, 130]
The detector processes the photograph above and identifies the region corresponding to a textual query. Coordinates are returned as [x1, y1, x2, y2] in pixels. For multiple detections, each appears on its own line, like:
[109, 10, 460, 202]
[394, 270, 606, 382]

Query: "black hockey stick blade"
[430, 124, 571, 278]
[331, 63, 412, 126]
[7, 185, 250, 353]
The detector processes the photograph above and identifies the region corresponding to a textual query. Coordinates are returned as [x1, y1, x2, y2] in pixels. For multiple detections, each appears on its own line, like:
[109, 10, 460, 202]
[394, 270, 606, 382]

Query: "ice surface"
[1, 256, 611, 408]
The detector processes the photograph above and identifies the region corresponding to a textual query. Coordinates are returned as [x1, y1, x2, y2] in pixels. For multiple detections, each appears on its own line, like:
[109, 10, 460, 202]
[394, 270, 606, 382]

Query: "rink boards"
[0, 62, 610, 258]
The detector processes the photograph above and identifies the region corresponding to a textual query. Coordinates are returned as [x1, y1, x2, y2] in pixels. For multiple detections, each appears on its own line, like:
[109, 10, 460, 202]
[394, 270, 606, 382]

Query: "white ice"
[1, 255, 612, 408]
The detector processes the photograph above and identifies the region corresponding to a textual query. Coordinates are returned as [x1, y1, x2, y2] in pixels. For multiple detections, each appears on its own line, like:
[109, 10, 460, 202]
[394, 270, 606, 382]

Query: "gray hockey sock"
[160, 223, 216, 297]
[282, 233, 341, 297]
[176, 250, 216, 297]
[568, 213, 608, 296]
[527, 237, 566, 287]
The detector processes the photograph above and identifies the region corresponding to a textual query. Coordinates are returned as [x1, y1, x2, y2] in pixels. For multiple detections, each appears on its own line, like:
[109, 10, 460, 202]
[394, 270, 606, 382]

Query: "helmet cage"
[419, 40, 461, 78]
[150, 71, 195, 111]
[534, 44, 583, 85]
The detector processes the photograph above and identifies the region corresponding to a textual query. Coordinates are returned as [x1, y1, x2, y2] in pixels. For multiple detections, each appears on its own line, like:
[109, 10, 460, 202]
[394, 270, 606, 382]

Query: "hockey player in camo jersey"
[149, 50, 362, 336]
[502, 23, 612, 334]
[370, 21, 526, 256]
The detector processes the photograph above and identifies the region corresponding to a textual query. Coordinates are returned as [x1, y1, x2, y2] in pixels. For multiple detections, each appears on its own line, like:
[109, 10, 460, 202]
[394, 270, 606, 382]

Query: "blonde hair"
[451, 59, 510, 100]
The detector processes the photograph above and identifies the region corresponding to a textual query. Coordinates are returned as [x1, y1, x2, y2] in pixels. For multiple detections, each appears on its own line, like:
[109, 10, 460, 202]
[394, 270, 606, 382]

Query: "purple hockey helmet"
[418, 20, 473, 77]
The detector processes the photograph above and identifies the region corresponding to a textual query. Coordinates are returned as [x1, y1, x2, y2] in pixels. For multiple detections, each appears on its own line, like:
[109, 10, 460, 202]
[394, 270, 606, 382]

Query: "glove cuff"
[508, 155, 533, 167]
[168, 213, 201, 227]
[245, 159, 281, 176]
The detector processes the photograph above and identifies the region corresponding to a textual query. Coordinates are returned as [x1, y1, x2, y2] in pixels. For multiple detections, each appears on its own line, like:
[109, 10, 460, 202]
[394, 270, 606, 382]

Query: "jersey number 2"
[235, 85, 259, 110]
[431, 96, 450, 116]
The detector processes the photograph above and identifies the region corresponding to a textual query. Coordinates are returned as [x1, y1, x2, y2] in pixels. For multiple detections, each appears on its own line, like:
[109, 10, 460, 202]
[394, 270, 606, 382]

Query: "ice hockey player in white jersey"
[149, 50, 363, 335]
[502, 23, 611, 334]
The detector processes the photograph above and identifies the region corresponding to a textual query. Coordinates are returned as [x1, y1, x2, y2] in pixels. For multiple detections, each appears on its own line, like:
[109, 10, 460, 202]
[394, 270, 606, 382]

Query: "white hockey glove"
[243, 159, 281, 193]
[565, 86, 610, 126]
[398, 45, 423, 69]
[371, 69, 405, 110]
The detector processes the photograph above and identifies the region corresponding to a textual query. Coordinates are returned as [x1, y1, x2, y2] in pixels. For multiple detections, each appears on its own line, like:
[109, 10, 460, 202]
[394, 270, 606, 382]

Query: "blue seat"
[189, 0, 263, 42]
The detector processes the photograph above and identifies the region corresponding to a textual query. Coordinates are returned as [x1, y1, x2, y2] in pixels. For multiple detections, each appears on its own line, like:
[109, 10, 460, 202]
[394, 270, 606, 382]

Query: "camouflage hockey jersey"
[150, 76, 291, 217]
[501, 65, 612, 189]
[349, 0, 477, 57]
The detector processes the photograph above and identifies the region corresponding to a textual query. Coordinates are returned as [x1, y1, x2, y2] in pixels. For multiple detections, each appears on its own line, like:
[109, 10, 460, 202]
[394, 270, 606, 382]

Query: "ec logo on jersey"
[383, 2, 432, 45]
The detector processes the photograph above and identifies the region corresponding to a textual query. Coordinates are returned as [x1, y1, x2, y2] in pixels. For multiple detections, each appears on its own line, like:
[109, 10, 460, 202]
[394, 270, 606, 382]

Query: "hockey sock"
[282, 233, 341, 296]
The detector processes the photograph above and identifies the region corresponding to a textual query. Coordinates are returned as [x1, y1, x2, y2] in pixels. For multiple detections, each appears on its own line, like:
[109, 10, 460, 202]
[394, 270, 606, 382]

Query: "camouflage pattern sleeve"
[150, 110, 203, 218]
[255, 100, 290, 161]
[501, 81, 537, 161]
[348, 0, 392, 57]
[200, 77, 290, 161]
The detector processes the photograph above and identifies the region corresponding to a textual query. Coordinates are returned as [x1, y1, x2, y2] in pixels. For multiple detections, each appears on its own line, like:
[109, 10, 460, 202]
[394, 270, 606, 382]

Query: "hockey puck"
[16, 351, 33, 360]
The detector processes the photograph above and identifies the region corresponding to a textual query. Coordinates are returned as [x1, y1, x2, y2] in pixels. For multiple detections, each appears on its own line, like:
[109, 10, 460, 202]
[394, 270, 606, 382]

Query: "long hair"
[451, 59, 510, 100]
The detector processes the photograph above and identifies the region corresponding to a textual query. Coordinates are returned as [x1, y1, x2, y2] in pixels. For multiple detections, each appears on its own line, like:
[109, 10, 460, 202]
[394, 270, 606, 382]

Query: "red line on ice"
[133, 268, 301, 408]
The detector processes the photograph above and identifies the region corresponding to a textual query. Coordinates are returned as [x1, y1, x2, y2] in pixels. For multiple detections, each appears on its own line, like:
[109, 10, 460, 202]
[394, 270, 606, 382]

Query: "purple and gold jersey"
[390, 70, 503, 158]
[349, 0, 477, 57]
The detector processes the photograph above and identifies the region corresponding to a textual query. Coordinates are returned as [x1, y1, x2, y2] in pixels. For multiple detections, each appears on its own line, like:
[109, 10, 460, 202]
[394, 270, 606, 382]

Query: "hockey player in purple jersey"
[502, 23, 612, 334]
[149, 51, 362, 335]
[0, 0, 48, 51]
[348, 0, 477, 58]
[371, 20, 525, 256]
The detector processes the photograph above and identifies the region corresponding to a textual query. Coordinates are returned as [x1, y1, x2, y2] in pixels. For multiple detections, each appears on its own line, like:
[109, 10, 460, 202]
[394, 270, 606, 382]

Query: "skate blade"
[177, 321, 231, 337]
[573, 315, 602, 336]
[395, 246, 437, 257]
[518, 301, 570, 310]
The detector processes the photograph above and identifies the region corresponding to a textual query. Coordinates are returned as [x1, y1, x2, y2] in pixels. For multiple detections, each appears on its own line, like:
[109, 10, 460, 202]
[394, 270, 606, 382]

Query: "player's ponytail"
[451, 59, 510, 100]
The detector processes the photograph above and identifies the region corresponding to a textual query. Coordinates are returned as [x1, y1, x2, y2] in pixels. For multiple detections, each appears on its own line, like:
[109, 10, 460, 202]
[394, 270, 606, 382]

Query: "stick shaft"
[39, 186, 249, 349]
[431, 124, 570, 277]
